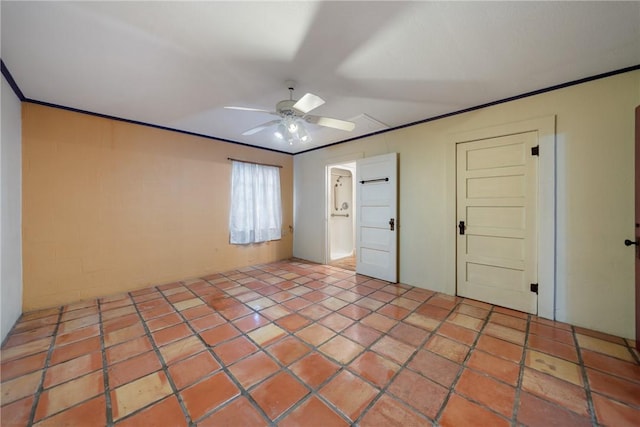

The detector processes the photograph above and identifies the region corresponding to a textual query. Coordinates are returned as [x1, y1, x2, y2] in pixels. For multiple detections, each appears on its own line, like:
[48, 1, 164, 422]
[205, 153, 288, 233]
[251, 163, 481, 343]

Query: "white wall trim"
[446, 116, 556, 319]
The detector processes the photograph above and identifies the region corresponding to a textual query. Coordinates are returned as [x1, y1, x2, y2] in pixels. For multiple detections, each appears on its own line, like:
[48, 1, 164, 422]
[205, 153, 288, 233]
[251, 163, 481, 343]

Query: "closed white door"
[356, 153, 398, 282]
[457, 133, 538, 313]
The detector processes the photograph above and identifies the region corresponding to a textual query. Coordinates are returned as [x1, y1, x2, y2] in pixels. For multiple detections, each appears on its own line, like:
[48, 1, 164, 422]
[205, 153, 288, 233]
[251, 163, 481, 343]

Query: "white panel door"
[356, 153, 398, 282]
[457, 133, 538, 313]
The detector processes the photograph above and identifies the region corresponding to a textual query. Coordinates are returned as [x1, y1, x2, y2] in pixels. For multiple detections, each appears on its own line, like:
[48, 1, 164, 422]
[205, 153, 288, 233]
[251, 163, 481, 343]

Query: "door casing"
[446, 116, 556, 319]
[634, 106, 639, 351]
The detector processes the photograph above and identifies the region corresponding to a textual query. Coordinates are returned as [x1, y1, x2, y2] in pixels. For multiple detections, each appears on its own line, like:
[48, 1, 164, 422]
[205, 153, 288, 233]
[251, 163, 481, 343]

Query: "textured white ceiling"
[2, 1, 639, 154]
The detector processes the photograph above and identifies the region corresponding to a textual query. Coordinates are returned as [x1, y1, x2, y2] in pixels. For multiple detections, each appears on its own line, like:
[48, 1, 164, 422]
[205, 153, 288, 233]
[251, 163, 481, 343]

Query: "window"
[229, 160, 282, 244]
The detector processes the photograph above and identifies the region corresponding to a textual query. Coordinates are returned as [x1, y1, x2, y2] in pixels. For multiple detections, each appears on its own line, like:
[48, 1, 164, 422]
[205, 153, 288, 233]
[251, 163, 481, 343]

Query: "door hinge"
[530, 283, 539, 294]
[531, 145, 539, 156]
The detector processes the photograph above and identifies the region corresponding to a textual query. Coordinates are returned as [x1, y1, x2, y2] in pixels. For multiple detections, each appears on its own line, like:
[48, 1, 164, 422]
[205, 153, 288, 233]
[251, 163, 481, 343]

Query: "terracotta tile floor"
[2, 259, 639, 426]
[329, 255, 356, 271]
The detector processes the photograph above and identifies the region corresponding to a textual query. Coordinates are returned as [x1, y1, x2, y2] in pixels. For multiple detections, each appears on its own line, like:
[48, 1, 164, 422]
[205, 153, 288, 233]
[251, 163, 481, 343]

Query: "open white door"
[356, 153, 398, 282]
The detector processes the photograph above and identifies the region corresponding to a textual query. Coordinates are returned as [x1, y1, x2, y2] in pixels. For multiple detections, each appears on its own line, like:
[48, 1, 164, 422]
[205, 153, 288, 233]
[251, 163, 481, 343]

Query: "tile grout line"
[226, 268, 354, 426]
[624, 337, 640, 365]
[350, 289, 509, 425]
[10, 264, 502, 424]
[350, 288, 441, 425]
[226, 288, 314, 427]
[20, 270, 388, 424]
[311, 281, 416, 425]
[571, 324, 599, 426]
[433, 302, 499, 425]
[279, 273, 399, 424]
[177, 272, 281, 426]
[273, 276, 389, 424]
[12, 260, 633, 426]
[26, 306, 64, 426]
[510, 313, 532, 427]
[97, 298, 114, 426]
[244, 313, 345, 422]
[350, 290, 478, 425]
[243, 268, 358, 423]
[123, 287, 195, 427]
[215, 266, 384, 425]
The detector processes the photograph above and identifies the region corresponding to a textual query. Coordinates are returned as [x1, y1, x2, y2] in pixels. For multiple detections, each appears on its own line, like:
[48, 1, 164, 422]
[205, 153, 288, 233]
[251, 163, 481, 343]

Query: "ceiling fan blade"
[241, 120, 280, 136]
[292, 93, 325, 114]
[224, 106, 276, 114]
[306, 115, 355, 132]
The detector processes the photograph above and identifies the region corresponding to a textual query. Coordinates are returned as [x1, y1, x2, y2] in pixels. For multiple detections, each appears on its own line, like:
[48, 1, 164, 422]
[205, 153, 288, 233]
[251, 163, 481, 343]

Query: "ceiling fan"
[225, 80, 355, 144]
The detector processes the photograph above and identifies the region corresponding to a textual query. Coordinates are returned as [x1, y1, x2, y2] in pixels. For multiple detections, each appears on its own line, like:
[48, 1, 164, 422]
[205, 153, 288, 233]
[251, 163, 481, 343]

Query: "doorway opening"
[327, 162, 356, 270]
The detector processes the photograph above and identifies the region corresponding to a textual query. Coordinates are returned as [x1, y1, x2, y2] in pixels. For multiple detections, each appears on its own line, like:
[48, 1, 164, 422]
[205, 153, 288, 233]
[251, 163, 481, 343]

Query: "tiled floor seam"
[126, 289, 195, 427]
[242, 313, 352, 424]
[26, 306, 64, 426]
[157, 280, 262, 424]
[251, 275, 399, 424]
[250, 270, 360, 425]
[345, 282, 438, 425]
[572, 324, 599, 426]
[264, 341, 351, 425]
[211, 339, 305, 426]
[269, 306, 357, 423]
[511, 313, 532, 426]
[166, 276, 287, 425]
[6, 260, 637, 427]
[625, 338, 640, 364]
[352, 289, 453, 425]
[272, 387, 343, 426]
[433, 303, 503, 425]
[97, 299, 114, 426]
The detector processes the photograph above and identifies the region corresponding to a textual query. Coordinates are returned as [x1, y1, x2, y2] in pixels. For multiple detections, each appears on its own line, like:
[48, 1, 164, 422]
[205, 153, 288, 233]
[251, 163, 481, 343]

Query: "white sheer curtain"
[229, 161, 282, 244]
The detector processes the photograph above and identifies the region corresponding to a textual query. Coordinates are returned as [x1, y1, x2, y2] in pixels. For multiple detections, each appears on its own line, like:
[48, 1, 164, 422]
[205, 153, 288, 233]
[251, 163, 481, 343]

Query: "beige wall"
[22, 104, 293, 310]
[293, 70, 639, 339]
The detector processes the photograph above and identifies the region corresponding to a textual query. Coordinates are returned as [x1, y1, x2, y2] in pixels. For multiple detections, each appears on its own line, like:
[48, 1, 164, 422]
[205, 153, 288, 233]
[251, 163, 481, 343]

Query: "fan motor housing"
[276, 100, 300, 117]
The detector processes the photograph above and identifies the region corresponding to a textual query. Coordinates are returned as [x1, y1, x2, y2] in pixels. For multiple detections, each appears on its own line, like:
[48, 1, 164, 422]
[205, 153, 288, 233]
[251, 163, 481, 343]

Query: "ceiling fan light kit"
[274, 116, 311, 145]
[225, 80, 355, 145]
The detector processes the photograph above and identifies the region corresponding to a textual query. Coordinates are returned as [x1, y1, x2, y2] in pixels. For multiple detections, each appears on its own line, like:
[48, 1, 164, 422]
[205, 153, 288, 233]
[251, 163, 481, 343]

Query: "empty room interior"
[1, 1, 640, 426]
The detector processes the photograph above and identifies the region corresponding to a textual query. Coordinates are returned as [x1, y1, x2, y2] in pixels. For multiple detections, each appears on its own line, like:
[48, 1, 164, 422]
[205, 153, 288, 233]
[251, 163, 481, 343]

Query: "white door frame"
[324, 154, 364, 265]
[326, 162, 356, 262]
[446, 116, 556, 320]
